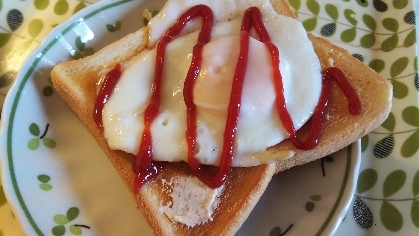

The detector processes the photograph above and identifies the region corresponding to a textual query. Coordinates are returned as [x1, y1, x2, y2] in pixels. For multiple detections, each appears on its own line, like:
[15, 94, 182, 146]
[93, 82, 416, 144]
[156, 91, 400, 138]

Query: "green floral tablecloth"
[0, 1, 98, 235]
[0, 0, 418, 235]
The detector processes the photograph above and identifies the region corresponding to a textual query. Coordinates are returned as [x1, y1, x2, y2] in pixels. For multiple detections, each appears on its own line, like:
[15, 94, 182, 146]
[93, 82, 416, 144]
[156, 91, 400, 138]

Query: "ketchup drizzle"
[94, 63, 122, 130]
[184, 7, 284, 188]
[132, 5, 214, 193]
[273, 66, 361, 150]
[93, 5, 362, 192]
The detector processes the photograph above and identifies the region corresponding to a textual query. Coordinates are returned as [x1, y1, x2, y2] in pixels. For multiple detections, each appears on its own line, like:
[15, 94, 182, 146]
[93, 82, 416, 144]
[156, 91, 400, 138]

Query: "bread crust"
[51, 0, 392, 235]
[272, 34, 392, 173]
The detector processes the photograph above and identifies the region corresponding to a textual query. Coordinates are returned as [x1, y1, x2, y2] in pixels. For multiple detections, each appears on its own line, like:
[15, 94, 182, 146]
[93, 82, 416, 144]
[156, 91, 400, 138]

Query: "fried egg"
[101, 0, 322, 167]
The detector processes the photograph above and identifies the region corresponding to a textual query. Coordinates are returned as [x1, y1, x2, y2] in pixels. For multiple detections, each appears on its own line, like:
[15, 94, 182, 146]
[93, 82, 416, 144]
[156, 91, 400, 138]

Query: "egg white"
[102, 1, 322, 167]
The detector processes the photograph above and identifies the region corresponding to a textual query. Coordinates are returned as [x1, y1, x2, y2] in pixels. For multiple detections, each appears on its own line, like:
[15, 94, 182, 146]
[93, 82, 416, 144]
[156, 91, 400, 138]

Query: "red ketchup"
[93, 5, 362, 193]
[94, 63, 122, 130]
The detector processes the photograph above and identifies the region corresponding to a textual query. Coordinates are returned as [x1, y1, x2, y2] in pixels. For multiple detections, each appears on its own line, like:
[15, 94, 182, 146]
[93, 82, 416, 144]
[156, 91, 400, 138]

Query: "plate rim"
[0, 0, 133, 234]
[0, 0, 361, 234]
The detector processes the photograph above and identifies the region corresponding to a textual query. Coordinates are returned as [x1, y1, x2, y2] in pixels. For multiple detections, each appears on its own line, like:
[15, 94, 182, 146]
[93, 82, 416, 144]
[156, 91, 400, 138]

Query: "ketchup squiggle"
[94, 5, 362, 193]
[134, 5, 214, 192]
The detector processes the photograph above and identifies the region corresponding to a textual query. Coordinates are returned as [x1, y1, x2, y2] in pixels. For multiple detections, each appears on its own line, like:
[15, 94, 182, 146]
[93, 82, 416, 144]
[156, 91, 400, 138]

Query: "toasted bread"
[51, 0, 392, 235]
[271, 34, 392, 174]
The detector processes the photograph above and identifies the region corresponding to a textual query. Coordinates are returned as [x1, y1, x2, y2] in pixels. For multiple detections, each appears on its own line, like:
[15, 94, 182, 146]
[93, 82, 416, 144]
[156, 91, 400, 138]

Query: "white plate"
[0, 0, 360, 235]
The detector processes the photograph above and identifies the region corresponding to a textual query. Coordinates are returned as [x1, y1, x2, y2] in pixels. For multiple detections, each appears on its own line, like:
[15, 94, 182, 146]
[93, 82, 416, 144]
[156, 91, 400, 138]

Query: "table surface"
[1, 0, 418, 235]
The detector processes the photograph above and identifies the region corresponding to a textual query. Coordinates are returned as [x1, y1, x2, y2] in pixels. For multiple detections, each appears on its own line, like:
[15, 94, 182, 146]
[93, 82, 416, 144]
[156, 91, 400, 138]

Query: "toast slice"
[51, 0, 392, 235]
[272, 34, 392, 174]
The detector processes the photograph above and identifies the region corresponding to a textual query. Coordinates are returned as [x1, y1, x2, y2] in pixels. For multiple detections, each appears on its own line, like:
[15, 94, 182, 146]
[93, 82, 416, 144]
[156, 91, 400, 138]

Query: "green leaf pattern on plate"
[43, 77, 54, 97]
[38, 174, 53, 191]
[270, 227, 282, 236]
[27, 123, 56, 150]
[269, 224, 294, 236]
[29, 123, 40, 136]
[305, 194, 322, 212]
[71, 36, 95, 60]
[52, 207, 87, 236]
[289, 0, 419, 233]
[107, 20, 121, 32]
